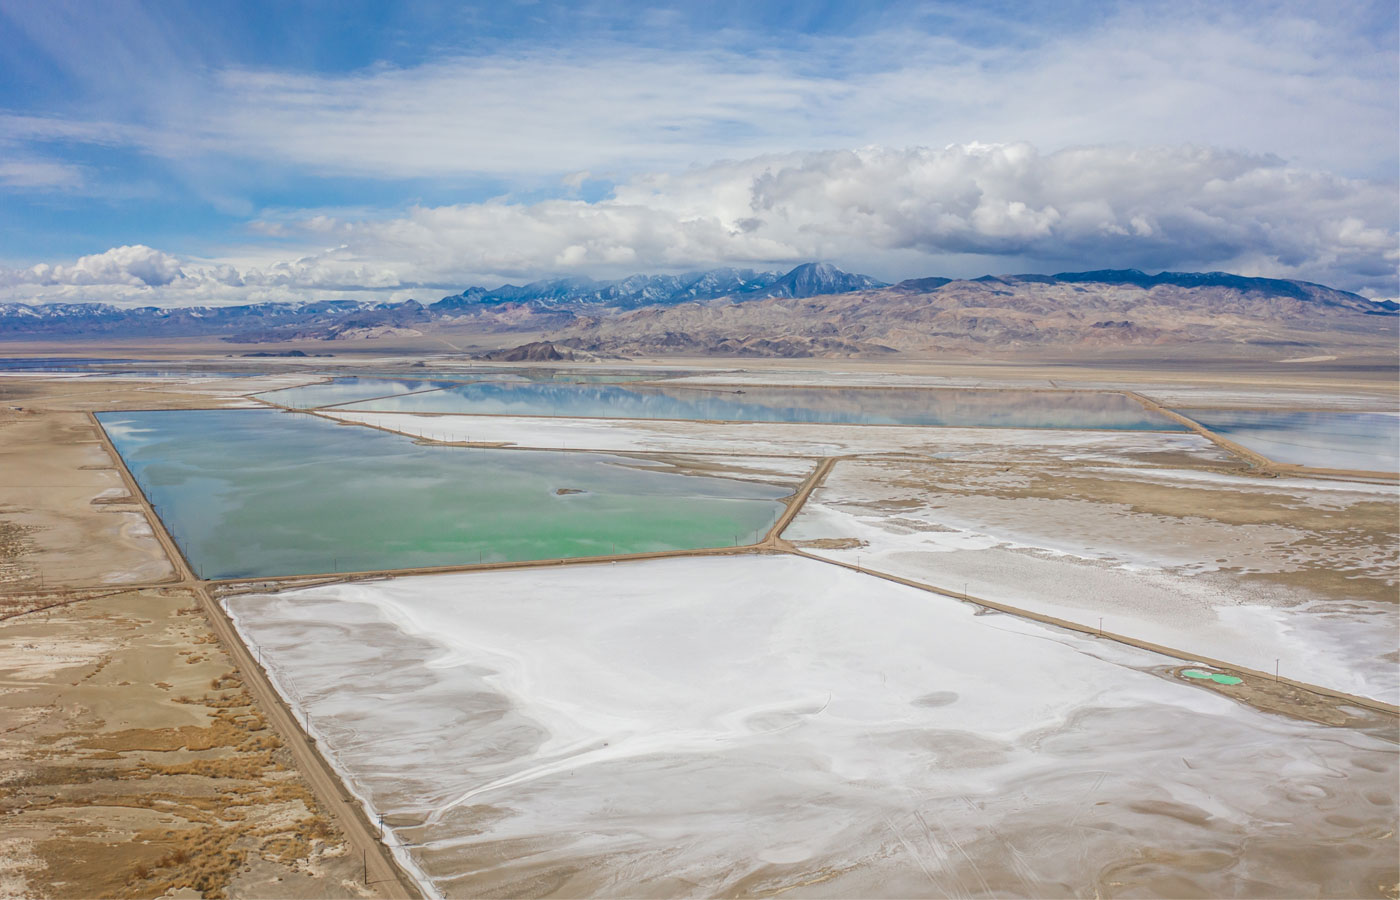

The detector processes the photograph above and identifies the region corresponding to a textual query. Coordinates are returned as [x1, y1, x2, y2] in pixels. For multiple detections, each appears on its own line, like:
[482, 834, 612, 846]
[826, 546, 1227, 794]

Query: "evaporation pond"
[97, 409, 788, 579]
[368, 369, 681, 384]
[254, 371, 679, 409]
[252, 376, 454, 409]
[334, 382, 1183, 429]
[1181, 409, 1400, 472]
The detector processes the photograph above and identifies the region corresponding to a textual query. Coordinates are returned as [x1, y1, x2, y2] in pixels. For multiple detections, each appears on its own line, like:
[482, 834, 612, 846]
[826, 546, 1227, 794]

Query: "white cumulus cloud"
[281, 143, 1400, 292]
[1, 143, 1395, 307]
[11, 244, 185, 288]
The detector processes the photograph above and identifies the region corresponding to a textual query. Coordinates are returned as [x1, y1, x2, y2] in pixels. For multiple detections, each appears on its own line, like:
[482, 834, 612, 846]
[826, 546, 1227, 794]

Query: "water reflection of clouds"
[339, 382, 1182, 430]
[1182, 409, 1400, 472]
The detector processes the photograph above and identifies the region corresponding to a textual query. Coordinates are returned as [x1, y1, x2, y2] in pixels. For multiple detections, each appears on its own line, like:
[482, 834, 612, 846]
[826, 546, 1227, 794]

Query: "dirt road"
[89, 412, 423, 899]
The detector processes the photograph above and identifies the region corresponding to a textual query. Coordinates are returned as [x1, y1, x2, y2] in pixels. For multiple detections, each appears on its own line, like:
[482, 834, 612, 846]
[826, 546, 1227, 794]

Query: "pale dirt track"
[89, 411, 424, 900]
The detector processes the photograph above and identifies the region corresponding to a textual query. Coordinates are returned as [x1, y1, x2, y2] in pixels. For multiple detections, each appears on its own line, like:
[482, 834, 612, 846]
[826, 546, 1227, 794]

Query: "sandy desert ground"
[0, 374, 412, 899]
[0, 586, 370, 899]
[0, 409, 173, 591]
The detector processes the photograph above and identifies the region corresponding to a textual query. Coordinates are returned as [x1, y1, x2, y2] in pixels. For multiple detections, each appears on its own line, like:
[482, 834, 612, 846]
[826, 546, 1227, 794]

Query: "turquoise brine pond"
[98, 409, 789, 579]
[254, 372, 688, 409]
[332, 382, 1184, 430]
[1179, 409, 1400, 472]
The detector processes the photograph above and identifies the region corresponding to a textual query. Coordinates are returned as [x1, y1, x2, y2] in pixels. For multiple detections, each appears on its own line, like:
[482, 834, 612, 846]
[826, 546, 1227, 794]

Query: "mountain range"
[0, 262, 884, 341]
[550, 269, 1396, 358]
[434, 262, 885, 311]
[0, 262, 1393, 356]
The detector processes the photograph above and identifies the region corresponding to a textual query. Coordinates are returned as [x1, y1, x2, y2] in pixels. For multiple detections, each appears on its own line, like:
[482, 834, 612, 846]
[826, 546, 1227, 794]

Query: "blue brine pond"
[252, 376, 450, 410]
[254, 372, 686, 409]
[1180, 409, 1400, 472]
[333, 382, 1183, 429]
[98, 409, 789, 579]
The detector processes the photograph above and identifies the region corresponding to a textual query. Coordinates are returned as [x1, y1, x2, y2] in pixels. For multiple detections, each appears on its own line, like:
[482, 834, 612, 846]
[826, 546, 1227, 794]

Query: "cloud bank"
[1, 2, 1392, 302]
[2, 143, 1395, 306]
[6, 5, 1394, 182]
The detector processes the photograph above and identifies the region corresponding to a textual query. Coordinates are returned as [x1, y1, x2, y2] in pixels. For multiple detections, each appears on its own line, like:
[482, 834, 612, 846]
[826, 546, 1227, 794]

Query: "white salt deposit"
[323, 410, 1230, 464]
[225, 556, 1397, 898]
[786, 460, 1399, 703]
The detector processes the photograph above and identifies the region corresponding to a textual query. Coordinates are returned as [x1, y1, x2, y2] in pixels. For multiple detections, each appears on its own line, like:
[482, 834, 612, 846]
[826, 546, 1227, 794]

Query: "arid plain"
[0, 349, 1395, 899]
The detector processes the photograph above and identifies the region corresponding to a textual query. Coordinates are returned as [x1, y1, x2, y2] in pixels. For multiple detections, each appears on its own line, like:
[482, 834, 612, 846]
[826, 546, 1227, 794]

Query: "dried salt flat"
[657, 373, 1398, 414]
[323, 411, 1230, 466]
[224, 556, 1398, 899]
[785, 458, 1400, 703]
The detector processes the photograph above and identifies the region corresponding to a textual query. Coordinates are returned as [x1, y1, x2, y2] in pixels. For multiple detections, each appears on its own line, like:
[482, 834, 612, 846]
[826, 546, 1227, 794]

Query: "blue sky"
[1, 0, 1396, 305]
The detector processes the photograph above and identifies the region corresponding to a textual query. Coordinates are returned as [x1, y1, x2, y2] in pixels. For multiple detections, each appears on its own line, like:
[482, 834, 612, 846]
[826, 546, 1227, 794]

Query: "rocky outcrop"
[476, 341, 573, 362]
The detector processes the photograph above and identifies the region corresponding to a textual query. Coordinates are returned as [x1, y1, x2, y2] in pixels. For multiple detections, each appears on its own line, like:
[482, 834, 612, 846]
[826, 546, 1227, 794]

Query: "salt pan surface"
[324, 411, 1228, 464]
[226, 556, 1397, 898]
[786, 459, 1399, 703]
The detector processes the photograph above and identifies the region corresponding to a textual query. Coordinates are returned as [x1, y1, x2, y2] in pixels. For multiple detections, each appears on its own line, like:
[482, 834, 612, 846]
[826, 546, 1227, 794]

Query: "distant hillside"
[1, 265, 1393, 357]
[0, 262, 886, 341]
[550, 269, 1397, 358]
[432, 262, 886, 312]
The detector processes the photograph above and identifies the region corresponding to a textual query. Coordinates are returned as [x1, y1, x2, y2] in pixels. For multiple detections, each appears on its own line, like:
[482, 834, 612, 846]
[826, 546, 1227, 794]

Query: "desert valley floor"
[0, 353, 1396, 899]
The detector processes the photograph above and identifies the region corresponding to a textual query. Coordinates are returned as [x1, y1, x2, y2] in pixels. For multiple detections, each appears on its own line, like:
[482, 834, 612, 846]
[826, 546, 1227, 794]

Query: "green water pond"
[98, 409, 788, 579]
